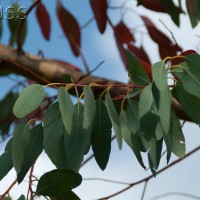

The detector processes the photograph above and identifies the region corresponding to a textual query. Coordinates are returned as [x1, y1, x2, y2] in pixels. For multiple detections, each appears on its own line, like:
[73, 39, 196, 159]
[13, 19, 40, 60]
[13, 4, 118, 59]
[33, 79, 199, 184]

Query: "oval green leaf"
[57, 86, 74, 134]
[35, 169, 82, 196]
[13, 84, 44, 118]
[105, 92, 122, 149]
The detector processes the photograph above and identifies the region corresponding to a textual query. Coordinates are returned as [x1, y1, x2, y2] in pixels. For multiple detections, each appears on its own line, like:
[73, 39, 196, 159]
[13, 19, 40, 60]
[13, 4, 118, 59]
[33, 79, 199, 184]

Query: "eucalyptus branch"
[97, 145, 200, 199]
[0, 178, 18, 199]
[83, 178, 130, 186]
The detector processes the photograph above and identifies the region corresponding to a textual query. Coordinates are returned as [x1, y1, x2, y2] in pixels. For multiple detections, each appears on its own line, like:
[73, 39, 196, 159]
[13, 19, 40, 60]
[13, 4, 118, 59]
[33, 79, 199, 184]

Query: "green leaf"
[120, 110, 146, 168]
[167, 110, 185, 158]
[17, 195, 25, 200]
[139, 84, 159, 140]
[0, 92, 18, 135]
[152, 83, 171, 135]
[8, 3, 27, 46]
[44, 103, 65, 152]
[127, 88, 141, 98]
[152, 61, 168, 91]
[185, 53, 200, 80]
[17, 124, 43, 183]
[105, 92, 122, 149]
[47, 136, 69, 169]
[0, 139, 13, 181]
[127, 51, 150, 85]
[126, 100, 140, 134]
[83, 86, 96, 129]
[13, 84, 44, 118]
[63, 74, 73, 83]
[12, 122, 30, 174]
[91, 97, 112, 170]
[57, 86, 74, 134]
[148, 138, 163, 170]
[155, 121, 165, 140]
[64, 103, 91, 171]
[186, 0, 200, 28]
[35, 169, 82, 197]
[174, 61, 200, 99]
[52, 191, 81, 200]
[161, 0, 180, 26]
[173, 83, 200, 124]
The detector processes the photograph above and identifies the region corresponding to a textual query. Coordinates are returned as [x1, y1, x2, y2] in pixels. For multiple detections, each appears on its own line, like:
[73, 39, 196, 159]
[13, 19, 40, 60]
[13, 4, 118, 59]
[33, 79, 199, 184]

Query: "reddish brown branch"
[0, 45, 192, 122]
[97, 146, 200, 199]
[0, 178, 18, 199]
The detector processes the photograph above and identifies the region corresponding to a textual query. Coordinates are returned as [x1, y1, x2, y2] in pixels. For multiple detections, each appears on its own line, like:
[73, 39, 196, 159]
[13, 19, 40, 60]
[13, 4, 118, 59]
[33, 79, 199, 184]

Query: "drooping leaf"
[83, 86, 96, 129]
[114, 22, 135, 68]
[0, 92, 18, 136]
[141, 16, 182, 59]
[152, 61, 168, 91]
[36, 2, 51, 40]
[152, 83, 171, 135]
[139, 84, 159, 140]
[160, 0, 181, 26]
[57, 87, 74, 134]
[17, 124, 43, 183]
[35, 169, 82, 197]
[128, 44, 151, 65]
[186, 0, 200, 28]
[166, 110, 186, 158]
[64, 103, 91, 171]
[185, 53, 200, 80]
[13, 84, 44, 118]
[155, 121, 165, 140]
[148, 138, 163, 170]
[43, 103, 66, 152]
[120, 110, 146, 168]
[8, 3, 27, 46]
[91, 97, 112, 170]
[173, 83, 200, 124]
[12, 122, 30, 174]
[105, 92, 122, 149]
[137, 0, 170, 13]
[0, 139, 13, 181]
[47, 136, 69, 169]
[126, 100, 140, 134]
[57, 1, 81, 56]
[90, 0, 107, 33]
[127, 51, 150, 85]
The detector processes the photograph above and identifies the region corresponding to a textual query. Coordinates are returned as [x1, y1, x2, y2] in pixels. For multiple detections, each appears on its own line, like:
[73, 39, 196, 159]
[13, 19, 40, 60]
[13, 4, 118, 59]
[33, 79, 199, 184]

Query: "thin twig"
[97, 145, 200, 199]
[159, 19, 179, 48]
[0, 178, 18, 199]
[75, 60, 105, 83]
[17, 0, 41, 53]
[147, 192, 200, 200]
[141, 180, 148, 200]
[83, 178, 130, 186]
[81, 17, 95, 29]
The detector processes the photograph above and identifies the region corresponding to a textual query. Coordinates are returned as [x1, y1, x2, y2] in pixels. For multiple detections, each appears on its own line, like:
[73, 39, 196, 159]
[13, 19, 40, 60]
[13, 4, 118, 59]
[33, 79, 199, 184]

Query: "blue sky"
[0, 0, 200, 199]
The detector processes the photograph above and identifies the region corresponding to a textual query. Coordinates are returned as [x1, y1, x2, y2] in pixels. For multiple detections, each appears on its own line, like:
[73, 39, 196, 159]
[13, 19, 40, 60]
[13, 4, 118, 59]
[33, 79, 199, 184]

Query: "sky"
[0, 0, 200, 199]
